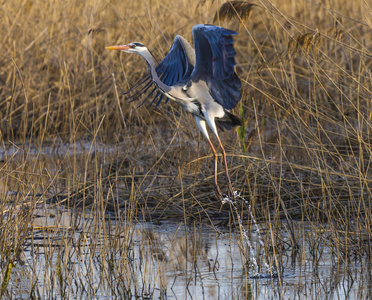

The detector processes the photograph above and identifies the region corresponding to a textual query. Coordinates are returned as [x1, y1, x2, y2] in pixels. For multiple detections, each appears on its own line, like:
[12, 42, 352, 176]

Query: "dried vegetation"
[0, 0, 372, 298]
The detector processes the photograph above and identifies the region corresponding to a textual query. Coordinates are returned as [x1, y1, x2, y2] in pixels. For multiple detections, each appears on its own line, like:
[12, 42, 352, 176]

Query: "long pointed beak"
[106, 45, 130, 51]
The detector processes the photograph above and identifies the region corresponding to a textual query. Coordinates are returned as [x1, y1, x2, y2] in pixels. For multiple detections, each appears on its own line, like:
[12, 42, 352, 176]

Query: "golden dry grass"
[0, 0, 372, 297]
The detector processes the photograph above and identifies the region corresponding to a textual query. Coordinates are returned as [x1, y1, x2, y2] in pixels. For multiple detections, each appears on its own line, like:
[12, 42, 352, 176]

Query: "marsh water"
[0, 142, 370, 299]
[5, 205, 369, 299]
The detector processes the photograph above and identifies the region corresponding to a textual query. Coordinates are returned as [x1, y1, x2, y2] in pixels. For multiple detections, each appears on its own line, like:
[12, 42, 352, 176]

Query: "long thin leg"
[203, 113, 235, 198]
[215, 135, 234, 196]
[206, 137, 222, 198]
[195, 116, 223, 200]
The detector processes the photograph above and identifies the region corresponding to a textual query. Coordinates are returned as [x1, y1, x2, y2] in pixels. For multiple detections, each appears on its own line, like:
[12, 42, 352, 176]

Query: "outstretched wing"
[127, 35, 195, 107]
[156, 35, 195, 86]
[191, 24, 241, 110]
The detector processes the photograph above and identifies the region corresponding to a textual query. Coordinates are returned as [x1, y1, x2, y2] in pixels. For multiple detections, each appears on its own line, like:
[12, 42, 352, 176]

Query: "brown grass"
[213, 1, 258, 23]
[0, 0, 372, 297]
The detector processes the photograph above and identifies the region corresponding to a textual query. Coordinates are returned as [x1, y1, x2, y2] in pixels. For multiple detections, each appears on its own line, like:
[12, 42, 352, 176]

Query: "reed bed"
[0, 0, 372, 298]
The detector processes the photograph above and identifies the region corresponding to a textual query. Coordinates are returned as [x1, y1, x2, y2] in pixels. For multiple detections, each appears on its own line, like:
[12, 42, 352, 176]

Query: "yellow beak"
[105, 45, 131, 51]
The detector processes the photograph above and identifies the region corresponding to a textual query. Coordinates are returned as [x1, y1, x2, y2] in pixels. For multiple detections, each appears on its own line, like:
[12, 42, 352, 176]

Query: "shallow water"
[6, 205, 371, 299]
[0, 142, 370, 299]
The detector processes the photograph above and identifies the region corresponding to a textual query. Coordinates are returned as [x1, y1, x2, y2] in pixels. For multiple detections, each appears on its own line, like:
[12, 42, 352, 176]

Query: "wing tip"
[192, 24, 238, 36]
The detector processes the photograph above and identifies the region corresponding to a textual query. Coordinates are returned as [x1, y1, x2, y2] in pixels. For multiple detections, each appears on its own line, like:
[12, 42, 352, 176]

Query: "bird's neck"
[140, 51, 171, 94]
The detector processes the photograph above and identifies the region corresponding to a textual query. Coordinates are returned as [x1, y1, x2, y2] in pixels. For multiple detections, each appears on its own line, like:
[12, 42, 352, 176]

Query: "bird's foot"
[214, 184, 225, 203]
[221, 187, 242, 205]
[215, 184, 242, 204]
[227, 184, 236, 200]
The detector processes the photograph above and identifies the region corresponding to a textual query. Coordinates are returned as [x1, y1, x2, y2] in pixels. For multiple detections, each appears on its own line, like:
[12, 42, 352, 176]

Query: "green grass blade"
[238, 101, 246, 153]
[1, 261, 14, 298]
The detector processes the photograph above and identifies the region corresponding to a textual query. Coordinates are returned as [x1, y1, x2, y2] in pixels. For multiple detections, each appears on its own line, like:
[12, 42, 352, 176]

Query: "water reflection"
[4, 206, 369, 299]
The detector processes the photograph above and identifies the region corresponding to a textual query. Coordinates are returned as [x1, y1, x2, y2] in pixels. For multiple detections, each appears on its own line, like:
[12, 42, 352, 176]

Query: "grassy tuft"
[213, 1, 258, 23]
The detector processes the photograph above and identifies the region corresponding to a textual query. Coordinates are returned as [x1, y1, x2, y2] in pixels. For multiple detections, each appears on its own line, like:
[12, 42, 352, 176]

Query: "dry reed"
[0, 0, 372, 298]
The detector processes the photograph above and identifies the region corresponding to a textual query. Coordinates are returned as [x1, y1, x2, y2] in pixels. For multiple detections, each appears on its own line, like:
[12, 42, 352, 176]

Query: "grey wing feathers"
[191, 24, 241, 110]
[126, 35, 195, 107]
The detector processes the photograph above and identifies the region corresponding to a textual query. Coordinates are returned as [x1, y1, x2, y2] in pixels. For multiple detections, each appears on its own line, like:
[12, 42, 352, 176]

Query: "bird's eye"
[131, 44, 136, 48]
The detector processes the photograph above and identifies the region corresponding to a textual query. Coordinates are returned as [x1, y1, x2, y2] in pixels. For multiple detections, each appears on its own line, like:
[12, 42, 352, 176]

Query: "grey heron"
[107, 24, 242, 201]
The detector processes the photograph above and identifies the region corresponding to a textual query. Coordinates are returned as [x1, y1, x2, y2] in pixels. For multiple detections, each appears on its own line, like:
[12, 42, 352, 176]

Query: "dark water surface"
[6, 206, 370, 299]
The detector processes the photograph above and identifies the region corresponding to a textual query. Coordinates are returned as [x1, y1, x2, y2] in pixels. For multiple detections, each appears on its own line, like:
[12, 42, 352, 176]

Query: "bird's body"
[168, 80, 227, 122]
[107, 24, 242, 200]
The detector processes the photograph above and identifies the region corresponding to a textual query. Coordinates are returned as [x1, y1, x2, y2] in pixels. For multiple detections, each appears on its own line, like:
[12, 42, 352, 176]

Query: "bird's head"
[106, 42, 147, 54]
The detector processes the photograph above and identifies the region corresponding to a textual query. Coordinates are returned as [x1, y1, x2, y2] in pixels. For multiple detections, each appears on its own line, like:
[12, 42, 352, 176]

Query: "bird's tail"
[216, 111, 243, 131]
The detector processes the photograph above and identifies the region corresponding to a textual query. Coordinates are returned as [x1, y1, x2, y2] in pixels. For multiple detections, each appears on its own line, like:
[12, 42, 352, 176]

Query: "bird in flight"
[106, 24, 242, 201]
